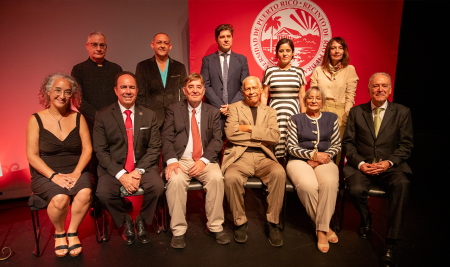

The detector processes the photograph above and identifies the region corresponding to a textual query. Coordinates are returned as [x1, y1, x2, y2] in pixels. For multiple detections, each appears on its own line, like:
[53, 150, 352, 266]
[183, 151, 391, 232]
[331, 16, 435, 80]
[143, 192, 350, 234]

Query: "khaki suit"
[223, 100, 285, 225]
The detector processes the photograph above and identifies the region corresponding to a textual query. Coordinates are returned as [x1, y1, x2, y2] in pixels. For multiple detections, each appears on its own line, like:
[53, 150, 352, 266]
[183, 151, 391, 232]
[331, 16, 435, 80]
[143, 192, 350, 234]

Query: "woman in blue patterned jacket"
[286, 86, 341, 253]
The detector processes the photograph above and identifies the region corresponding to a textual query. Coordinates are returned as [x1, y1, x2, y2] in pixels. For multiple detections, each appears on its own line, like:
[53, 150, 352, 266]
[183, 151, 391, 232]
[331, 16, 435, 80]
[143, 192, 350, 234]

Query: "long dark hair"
[321, 37, 350, 72]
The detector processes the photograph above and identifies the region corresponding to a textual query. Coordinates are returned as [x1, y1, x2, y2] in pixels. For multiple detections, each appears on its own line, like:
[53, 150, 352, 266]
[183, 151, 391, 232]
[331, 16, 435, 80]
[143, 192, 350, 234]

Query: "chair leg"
[93, 200, 104, 244]
[31, 209, 40, 256]
[279, 191, 287, 231]
[102, 210, 108, 241]
[163, 193, 169, 232]
[336, 186, 347, 233]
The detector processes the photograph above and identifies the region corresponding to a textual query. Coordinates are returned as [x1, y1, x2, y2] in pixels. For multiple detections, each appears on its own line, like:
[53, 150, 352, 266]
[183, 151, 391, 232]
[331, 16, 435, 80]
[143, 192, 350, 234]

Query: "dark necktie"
[124, 110, 134, 172]
[191, 108, 202, 161]
[221, 53, 229, 105]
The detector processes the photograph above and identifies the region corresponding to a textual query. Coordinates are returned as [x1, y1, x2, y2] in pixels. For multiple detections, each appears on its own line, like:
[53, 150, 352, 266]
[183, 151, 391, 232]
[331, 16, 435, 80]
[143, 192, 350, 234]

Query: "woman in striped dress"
[261, 38, 306, 164]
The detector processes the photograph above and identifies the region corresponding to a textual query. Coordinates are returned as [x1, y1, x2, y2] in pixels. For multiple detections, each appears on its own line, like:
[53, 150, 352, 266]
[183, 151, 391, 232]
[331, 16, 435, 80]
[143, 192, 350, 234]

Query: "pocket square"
[140, 127, 150, 130]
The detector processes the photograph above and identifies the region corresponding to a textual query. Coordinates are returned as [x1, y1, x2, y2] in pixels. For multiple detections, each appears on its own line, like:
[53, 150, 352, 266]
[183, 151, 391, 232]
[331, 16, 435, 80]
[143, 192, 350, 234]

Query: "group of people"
[26, 24, 413, 267]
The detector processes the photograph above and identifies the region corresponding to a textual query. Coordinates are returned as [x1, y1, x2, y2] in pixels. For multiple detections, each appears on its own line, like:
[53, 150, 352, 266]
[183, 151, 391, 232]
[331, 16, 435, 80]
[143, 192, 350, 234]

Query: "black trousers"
[96, 167, 164, 228]
[346, 171, 409, 240]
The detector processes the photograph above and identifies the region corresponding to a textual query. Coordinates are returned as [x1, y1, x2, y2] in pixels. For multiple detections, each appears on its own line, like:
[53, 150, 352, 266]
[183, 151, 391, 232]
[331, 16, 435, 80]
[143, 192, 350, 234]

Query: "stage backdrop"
[0, 0, 189, 200]
[189, 0, 403, 103]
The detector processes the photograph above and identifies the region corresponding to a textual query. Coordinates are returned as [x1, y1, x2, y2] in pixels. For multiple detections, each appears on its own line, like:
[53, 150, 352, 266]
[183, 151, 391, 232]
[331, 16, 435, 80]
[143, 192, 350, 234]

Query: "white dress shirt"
[218, 49, 231, 78]
[167, 102, 210, 166]
[358, 100, 392, 170]
[115, 102, 144, 179]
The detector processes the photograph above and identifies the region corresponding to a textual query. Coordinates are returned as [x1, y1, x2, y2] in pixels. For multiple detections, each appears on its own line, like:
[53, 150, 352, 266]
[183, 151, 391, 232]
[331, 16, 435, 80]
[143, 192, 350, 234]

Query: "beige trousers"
[286, 160, 338, 232]
[165, 158, 224, 236]
[322, 101, 346, 165]
[224, 152, 286, 225]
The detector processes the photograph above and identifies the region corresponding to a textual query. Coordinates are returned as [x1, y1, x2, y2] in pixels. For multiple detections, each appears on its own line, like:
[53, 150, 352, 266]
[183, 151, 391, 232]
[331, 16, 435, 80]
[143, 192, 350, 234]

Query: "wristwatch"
[135, 169, 145, 175]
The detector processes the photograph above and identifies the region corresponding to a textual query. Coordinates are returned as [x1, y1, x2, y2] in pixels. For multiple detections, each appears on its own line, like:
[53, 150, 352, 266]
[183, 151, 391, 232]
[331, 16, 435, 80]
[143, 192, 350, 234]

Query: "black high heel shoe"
[67, 232, 82, 257]
[53, 233, 68, 257]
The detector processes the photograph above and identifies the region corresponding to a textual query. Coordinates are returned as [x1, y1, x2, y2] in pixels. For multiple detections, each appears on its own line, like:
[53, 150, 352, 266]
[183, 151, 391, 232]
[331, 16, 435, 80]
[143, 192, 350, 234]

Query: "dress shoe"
[205, 229, 230, 245]
[171, 234, 186, 249]
[357, 216, 372, 239]
[265, 221, 283, 247]
[135, 215, 150, 244]
[121, 216, 136, 245]
[382, 242, 397, 267]
[234, 222, 248, 243]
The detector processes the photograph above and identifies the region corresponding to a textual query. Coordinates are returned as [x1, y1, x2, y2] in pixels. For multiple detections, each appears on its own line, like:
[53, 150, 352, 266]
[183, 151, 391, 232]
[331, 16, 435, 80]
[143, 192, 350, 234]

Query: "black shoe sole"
[170, 242, 186, 249]
[234, 235, 248, 243]
[205, 230, 230, 245]
[123, 237, 136, 245]
[137, 237, 150, 244]
[268, 238, 283, 247]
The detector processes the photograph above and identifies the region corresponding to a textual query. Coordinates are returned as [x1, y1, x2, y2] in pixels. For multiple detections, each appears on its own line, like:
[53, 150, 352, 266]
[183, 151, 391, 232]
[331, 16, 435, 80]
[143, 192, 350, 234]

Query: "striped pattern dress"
[262, 66, 306, 158]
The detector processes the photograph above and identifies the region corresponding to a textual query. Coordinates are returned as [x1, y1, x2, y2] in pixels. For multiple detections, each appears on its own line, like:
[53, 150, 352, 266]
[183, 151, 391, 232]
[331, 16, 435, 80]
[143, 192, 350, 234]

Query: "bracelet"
[49, 173, 58, 181]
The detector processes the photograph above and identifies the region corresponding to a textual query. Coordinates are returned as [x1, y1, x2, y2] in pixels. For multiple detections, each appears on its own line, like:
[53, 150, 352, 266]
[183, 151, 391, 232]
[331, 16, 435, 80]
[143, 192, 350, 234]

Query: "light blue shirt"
[158, 58, 169, 87]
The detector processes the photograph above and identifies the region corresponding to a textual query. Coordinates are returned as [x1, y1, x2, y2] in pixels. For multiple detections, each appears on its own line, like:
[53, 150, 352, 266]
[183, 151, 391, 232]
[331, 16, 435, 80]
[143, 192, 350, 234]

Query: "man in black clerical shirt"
[71, 31, 123, 190]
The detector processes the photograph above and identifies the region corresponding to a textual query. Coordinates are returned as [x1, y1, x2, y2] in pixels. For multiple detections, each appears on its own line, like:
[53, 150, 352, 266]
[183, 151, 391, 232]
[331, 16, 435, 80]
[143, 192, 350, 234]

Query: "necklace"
[48, 109, 66, 131]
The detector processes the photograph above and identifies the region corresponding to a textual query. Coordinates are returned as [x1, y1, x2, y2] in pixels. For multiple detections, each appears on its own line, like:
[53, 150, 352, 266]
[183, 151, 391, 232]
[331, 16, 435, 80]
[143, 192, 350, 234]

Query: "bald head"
[242, 76, 262, 107]
[151, 33, 172, 59]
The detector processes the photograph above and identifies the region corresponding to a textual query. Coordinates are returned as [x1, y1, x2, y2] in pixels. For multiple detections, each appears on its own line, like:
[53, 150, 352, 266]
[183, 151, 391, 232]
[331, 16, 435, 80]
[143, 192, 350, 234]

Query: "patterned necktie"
[191, 108, 202, 161]
[124, 110, 134, 172]
[374, 107, 384, 137]
[221, 53, 229, 105]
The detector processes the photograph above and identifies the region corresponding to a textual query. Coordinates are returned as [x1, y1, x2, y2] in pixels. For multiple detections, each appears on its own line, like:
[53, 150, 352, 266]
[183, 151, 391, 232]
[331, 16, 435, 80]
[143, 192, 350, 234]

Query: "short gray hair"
[303, 86, 326, 106]
[87, 31, 106, 42]
[368, 72, 392, 89]
[241, 76, 262, 91]
[38, 73, 81, 108]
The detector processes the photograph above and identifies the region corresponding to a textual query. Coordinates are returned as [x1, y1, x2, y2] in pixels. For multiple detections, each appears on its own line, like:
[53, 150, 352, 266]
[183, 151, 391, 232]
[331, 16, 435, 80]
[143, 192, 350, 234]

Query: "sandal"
[327, 232, 339, 243]
[67, 232, 82, 257]
[316, 231, 329, 253]
[53, 233, 68, 257]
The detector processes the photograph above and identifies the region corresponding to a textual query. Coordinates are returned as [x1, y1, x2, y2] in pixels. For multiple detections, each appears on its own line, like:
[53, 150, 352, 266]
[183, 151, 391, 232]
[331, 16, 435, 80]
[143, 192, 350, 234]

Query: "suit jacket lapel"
[112, 103, 127, 142]
[227, 52, 237, 83]
[180, 100, 190, 136]
[240, 102, 254, 125]
[255, 103, 267, 127]
[378, 101, 394, 137]
[151, 56, 165, 89]
[133, 105, 143, 150]
[200, 104, 209, 148]
[362, 102, 376, 140]
[213, 52, 223, 83]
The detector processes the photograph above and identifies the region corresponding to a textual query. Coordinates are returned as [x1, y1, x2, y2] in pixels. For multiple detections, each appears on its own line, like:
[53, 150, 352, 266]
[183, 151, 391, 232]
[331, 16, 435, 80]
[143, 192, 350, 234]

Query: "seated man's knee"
[224, 169, 241, 188]
[391, 173, 410, 189]
[346, 175, 367, 197]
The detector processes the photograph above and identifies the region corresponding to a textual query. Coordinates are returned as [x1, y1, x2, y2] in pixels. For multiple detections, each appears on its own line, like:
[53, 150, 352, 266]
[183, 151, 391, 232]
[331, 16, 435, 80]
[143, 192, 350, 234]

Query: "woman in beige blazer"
[310, 37, 358, 165]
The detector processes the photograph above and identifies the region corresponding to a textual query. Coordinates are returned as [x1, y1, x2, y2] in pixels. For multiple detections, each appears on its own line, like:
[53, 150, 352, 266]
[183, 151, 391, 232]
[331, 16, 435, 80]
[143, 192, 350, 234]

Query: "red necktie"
[191, 108, 202, 161]
[124, 110, 134, 172]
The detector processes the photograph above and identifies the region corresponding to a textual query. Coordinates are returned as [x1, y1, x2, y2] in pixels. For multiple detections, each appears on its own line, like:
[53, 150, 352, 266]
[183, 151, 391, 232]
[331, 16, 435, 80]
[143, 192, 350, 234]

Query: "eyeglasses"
[54, 88, 73, 97]
[89, 42, 107, 49]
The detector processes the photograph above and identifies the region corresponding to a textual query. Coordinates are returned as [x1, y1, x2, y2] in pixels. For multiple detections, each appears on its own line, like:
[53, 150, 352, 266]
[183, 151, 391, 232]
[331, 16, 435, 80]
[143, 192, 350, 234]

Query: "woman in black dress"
[26, 73, 93, 257]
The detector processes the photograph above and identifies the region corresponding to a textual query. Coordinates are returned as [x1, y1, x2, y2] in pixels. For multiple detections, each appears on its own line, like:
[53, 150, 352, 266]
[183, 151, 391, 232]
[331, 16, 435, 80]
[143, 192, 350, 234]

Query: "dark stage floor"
[0, 177, 438, 267]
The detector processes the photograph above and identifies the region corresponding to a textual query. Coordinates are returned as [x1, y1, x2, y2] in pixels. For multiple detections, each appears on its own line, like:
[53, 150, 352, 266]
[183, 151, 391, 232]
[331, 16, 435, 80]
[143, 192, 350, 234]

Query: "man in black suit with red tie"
[94, 71, 164, 245]
[342, 72, 413, 267]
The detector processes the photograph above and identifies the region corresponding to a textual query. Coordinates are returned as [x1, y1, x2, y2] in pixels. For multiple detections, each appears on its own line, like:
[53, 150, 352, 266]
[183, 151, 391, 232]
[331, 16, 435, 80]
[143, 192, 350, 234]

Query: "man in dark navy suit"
[342, 72, 413, 267]
[201, 24, 249, 138]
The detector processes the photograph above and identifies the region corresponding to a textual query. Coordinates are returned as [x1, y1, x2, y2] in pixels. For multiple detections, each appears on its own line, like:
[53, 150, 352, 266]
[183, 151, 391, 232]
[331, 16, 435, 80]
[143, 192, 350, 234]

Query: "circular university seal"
[250, 0, 332, 76]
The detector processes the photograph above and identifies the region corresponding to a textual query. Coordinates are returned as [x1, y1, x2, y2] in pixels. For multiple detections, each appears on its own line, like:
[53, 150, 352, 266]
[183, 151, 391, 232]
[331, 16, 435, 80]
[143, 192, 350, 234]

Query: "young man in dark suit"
[94, 71, 164, 245]
[201, 24, 250, 137]
[342, 72, 413, 267]
[162, 72, 229, 248]
[135, 33, 187, 130]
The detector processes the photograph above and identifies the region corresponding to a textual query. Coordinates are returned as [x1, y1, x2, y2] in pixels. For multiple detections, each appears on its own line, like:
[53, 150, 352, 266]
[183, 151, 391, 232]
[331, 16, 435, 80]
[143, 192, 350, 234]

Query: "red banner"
[189, 0, 403, 104]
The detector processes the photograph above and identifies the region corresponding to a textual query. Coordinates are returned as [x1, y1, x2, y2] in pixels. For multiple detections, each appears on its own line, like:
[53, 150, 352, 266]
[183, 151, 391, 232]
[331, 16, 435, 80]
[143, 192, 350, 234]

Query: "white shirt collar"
[118, 101, 135, 114]
[187, 101, 202, 113]
[371, 100, 388, 111]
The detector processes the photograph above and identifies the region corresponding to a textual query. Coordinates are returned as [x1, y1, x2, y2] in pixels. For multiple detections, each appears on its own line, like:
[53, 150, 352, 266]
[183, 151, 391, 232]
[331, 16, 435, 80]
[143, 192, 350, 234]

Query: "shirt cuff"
[115, 169, 127, 180]
[357, 161, 365, 170]
[200, 157, 210, 165]
[167, 158, 178, 166]
[387, 160, 394, 168]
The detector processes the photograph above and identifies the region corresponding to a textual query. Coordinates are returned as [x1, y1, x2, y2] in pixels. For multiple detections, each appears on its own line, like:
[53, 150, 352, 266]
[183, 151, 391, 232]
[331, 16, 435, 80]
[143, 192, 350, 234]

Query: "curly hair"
[38, 73, 81, 109]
